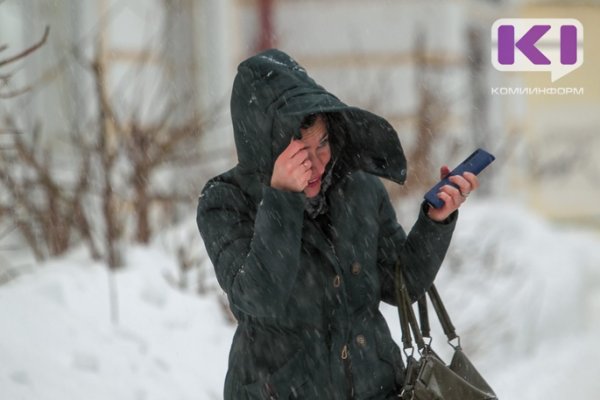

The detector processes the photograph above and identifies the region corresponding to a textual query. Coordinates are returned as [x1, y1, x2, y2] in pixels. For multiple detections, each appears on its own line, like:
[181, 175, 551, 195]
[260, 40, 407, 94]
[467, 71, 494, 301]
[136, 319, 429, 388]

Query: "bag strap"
[395, 260, 459, 351]
[394, 260, 425, 351]
[427, 284, 458, 342]
[417, 296, 430, 338]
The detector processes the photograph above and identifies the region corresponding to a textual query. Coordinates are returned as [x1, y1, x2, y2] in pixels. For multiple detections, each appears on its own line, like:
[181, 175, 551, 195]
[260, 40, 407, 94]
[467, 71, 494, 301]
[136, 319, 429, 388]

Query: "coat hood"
[230, 49, 407, 185]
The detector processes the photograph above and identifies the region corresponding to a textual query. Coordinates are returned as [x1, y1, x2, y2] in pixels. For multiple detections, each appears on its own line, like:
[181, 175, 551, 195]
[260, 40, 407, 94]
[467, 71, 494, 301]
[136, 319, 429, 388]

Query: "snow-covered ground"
[0, 244, 233, 400]
[1, 200, 599, 400]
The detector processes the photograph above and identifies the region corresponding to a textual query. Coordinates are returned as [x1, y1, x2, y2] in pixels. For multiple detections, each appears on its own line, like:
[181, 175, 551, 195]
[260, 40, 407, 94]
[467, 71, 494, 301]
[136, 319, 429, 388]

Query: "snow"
[1, 200, 600, 399]
[383, 199, 600, 399]
[0, 245, 234, 400]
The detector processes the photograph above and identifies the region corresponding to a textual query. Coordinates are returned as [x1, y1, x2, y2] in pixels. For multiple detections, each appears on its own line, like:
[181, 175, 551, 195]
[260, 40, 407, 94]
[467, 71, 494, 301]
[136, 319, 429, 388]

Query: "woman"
[196, 49, 478, 400]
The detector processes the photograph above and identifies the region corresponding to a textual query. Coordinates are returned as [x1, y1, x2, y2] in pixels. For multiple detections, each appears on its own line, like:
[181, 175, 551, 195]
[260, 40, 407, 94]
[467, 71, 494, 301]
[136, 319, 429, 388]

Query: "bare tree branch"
[0, 86, 33, 98]
[0, 26, 50, 68]
[0, 8, 223, 271]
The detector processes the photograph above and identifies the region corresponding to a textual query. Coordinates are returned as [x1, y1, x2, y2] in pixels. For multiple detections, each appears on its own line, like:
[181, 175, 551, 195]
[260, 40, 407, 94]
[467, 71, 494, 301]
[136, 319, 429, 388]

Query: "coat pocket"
[350, 331, 402, 399]
[243, 349, 313, 399]
[375, 333, 406, 389]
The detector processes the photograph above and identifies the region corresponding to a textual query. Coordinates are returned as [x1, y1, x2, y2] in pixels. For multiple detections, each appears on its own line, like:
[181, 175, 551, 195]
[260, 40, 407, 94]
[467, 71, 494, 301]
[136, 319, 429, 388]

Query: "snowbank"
[0, 246, 234, 400]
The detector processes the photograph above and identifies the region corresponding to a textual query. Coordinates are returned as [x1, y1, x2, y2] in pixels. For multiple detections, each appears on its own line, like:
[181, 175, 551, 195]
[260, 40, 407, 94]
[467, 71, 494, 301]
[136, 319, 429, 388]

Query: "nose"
[308, 152, 325, 176]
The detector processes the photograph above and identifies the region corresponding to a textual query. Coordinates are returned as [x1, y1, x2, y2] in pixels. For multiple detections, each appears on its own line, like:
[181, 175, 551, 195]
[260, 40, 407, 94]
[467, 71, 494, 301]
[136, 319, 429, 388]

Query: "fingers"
[463, 172, 479, 191]
[448, 173, 479, 197]
[290, 147, 309, 168]
[448, 175, 469, 197]
[297, 167, 312, 189]
[437, 172, 480, 209]
[291, 155, 311, 186]
[428, 169, 481, 222]
[282, 141, 310, 173]
[271, 140, 311, 192]
[439, 165, 451, 179]
[287, 140, 313, 171]
[438, 184, 463, 208]
[283, 140, 307, 159]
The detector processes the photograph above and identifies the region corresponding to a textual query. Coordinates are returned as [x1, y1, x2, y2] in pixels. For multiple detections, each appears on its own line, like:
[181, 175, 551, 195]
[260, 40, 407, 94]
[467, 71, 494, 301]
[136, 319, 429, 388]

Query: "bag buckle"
[448, 335, 462, 350]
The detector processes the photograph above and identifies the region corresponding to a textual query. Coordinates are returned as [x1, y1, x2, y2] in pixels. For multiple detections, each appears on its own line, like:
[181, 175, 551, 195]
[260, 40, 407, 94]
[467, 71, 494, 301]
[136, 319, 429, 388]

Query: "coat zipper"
[312, 216, 355, 398]
[341, 344, 355, 399]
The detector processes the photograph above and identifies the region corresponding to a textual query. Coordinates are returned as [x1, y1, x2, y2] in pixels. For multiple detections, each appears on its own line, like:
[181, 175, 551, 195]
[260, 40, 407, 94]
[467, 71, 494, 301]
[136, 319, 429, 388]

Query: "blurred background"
[1, 1, 599, 399]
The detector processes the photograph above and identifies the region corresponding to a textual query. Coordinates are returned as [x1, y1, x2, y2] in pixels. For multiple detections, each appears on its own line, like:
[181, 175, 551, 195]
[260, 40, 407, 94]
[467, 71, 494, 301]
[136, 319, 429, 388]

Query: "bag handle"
[394, 260, 425, 352]
[427, 284, 458, 342]
[395, 260, 459, 352]
[417, 296, 430, 338]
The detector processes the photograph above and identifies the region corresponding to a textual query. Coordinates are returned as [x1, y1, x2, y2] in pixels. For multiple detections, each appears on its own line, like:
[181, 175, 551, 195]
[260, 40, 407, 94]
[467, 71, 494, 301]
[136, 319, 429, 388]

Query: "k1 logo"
[491, 19, 583, 82]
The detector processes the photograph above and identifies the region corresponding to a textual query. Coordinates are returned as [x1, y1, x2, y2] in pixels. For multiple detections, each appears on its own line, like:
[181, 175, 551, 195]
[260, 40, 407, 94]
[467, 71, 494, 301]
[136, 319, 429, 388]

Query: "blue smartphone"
[424, 148, 495, 209]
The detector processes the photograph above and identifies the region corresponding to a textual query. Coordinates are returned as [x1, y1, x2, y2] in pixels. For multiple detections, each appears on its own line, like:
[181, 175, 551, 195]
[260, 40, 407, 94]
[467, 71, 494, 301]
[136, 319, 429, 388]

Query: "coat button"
[355, 334, 367, 347]
[351, 261, 361, 275]
[333, 275, 341, 288]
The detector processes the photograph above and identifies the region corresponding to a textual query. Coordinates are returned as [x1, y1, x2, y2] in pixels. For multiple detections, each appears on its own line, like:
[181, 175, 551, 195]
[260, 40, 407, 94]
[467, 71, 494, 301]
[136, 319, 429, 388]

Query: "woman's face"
[300, 115, 331, 198]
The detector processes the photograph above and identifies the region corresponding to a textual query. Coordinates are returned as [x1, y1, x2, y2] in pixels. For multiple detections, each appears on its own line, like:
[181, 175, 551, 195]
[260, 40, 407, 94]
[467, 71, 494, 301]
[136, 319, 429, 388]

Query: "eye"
[317, 136, 329, 149]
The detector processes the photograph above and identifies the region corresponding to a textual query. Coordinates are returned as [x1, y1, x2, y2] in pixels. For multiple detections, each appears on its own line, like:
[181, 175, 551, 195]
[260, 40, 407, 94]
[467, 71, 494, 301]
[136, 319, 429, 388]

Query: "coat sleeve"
[376, 182, 457, 304]
[197, 180, 305, 318]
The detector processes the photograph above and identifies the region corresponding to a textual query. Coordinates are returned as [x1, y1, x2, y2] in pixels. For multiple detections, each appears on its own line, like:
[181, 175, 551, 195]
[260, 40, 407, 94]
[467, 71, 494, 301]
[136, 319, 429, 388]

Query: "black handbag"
[395, 261, 498, 400]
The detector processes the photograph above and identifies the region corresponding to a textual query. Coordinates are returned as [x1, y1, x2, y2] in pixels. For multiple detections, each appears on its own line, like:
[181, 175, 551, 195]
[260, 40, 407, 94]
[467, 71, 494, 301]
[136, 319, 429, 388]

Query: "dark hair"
[300, 113, 321, 129]
[300, 113, 343, 152]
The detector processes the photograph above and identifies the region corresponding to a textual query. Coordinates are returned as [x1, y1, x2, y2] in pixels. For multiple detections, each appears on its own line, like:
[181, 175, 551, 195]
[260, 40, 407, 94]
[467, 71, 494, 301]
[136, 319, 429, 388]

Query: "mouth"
[307, 176, 321, 187]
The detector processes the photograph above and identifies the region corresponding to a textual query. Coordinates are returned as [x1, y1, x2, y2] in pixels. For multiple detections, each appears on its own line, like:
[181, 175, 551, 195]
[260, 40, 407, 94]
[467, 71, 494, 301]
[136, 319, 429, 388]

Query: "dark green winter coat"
[196, 49, 457, 400]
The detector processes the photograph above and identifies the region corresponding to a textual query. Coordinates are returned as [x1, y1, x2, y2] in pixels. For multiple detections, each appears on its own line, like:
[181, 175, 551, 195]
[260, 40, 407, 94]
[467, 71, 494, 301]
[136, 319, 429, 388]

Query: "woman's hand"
[427, 165, 479, 222]
[270, 140, 312, 193]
